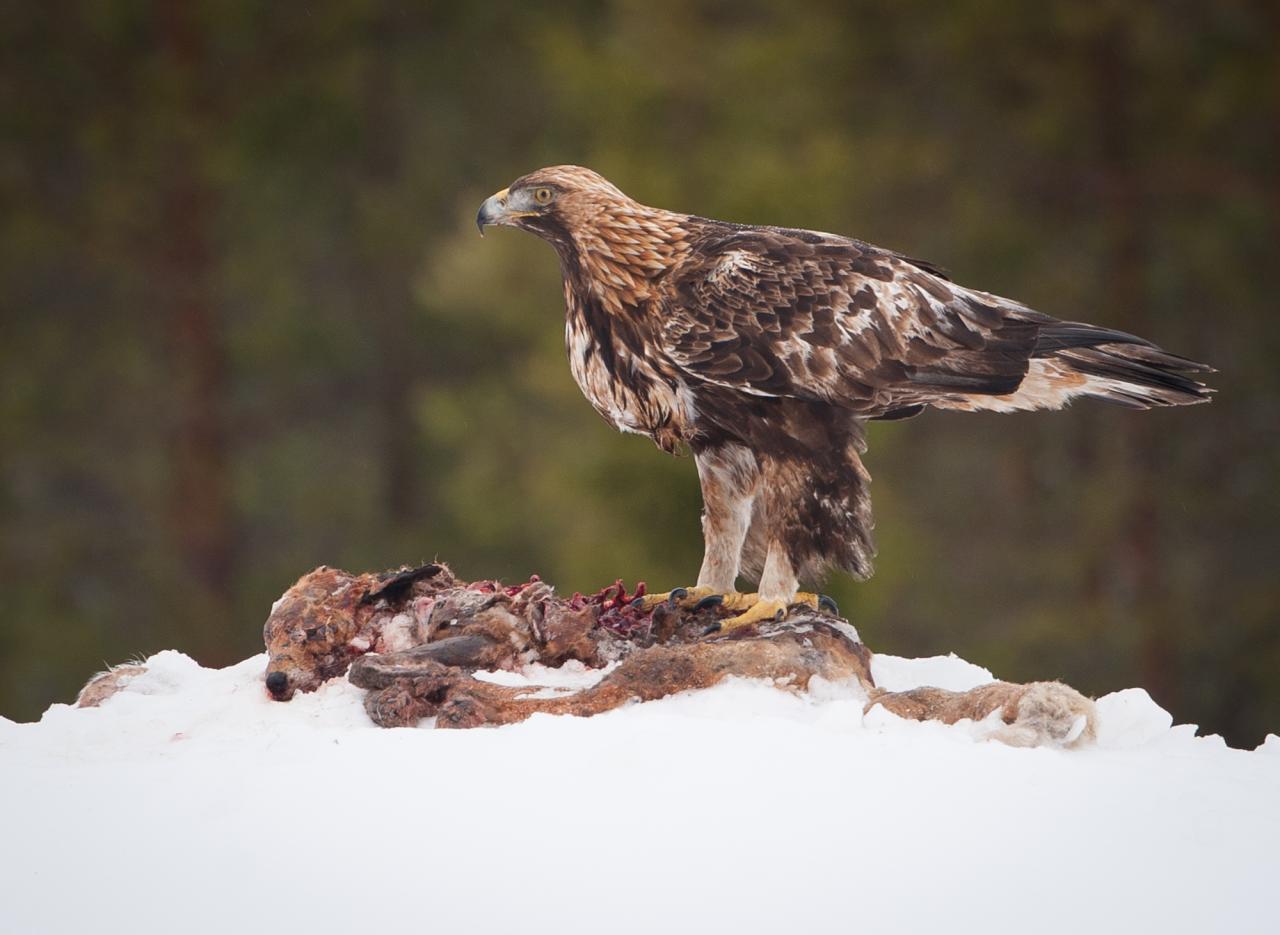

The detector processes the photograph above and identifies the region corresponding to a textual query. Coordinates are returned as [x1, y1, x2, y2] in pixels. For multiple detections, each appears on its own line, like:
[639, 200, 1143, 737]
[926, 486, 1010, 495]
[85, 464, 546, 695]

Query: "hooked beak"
[476, 188, 510, 236]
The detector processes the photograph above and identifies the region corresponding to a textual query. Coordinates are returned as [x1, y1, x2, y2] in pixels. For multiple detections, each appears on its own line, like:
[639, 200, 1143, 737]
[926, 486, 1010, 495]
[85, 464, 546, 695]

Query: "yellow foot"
[716, 598, 789, 634]
[696, 591, 759, 612]
[636, 588, 765, 611]
[636, 586, 718, 610]
[794, 592, 841, 615]
[704, 592, 841, 634]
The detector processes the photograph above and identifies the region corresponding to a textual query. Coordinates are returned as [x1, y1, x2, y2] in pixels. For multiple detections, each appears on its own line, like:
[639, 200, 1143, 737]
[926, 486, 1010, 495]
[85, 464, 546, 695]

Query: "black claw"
[693, 594, 724, 612]
[668, 587, 688, 607]
[818, 594, 839, 615]
[701, 621, 722, 636]
[629, 596, 647, 609]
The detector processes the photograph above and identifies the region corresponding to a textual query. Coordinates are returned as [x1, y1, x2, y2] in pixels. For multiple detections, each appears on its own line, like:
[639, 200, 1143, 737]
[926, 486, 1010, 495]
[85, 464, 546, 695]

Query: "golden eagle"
[477, 166, 1211, 631]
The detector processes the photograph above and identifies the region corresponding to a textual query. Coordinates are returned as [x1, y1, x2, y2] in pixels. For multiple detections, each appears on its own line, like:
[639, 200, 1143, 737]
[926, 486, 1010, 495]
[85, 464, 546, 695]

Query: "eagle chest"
[564, 299, 683, 444]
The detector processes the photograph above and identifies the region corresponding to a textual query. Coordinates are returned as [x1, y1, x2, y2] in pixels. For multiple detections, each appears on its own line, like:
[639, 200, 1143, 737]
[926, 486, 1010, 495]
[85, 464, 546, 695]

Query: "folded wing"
[661, 226, 1210, 414]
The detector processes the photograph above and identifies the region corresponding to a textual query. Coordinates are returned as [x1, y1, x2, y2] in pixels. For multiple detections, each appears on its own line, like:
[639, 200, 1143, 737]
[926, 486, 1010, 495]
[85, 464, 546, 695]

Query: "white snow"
[871, 650, 996, 691]
[2, 649, 1278, 935]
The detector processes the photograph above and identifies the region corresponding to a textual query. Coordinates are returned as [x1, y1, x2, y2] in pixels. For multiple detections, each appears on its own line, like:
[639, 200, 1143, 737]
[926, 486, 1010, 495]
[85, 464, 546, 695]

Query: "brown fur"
[262, 563, 457, 701]
[867, 682, 1096, 746]
[350, 613, 873, 729]
[351, 609, 1095, 748]
[75, 664, 148, 708]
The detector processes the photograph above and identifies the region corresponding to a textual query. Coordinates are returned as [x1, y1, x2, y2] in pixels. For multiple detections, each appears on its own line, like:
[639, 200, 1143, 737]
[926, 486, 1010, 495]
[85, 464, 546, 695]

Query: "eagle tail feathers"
[929, 319, 1213, 414]
[1058, 345, 1212, 409]
[1038, 320, 1213, 410]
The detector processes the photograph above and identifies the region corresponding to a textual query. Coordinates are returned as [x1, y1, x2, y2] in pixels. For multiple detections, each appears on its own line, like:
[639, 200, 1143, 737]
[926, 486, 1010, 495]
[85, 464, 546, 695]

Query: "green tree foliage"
[2, 0, 1276, 743]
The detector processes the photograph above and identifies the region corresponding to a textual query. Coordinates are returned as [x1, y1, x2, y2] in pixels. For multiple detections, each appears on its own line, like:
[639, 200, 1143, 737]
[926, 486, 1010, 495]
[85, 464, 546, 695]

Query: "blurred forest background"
[2, 1, 1277, 744]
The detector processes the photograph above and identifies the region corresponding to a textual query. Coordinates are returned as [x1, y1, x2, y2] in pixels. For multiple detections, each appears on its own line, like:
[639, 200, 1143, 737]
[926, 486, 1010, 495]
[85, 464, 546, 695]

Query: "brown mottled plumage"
[477, 166, 1212, 627]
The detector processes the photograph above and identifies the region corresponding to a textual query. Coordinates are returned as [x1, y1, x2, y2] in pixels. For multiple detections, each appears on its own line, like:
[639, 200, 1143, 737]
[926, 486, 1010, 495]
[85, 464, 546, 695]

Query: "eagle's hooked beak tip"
[476, 187, 509, 237]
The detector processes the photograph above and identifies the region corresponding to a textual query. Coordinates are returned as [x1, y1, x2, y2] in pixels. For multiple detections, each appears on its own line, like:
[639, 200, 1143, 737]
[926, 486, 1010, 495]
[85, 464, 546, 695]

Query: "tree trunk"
[1092, 16, 1174, 706]
[157, 0, 233, 607]
[361, 6, 419, 525]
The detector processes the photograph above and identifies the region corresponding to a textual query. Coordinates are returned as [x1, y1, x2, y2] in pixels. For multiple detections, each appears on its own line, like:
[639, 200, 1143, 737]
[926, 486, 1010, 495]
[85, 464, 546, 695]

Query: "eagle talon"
[793, 591, 839, 615]
[639, 590, 760, 628]
[636, 587, 700, 610]
[717, 598, 789, 634]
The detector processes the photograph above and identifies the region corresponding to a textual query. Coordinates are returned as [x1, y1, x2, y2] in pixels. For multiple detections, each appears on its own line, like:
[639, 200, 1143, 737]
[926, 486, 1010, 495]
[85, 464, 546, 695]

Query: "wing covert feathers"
[661, 223, 1212, 416]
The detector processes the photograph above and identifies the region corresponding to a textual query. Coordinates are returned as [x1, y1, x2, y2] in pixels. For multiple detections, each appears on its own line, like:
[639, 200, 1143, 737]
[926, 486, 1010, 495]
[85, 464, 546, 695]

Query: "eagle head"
[476, 165, 630, 240]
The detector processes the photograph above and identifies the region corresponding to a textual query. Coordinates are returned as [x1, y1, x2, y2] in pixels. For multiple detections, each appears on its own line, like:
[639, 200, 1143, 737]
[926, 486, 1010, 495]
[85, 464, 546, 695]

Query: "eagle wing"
[660, 228, 1042, 414]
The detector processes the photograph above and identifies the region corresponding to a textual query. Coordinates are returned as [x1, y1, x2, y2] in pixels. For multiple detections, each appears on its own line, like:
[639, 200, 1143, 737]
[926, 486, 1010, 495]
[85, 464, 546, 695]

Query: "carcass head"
[262, 567, 366, 701]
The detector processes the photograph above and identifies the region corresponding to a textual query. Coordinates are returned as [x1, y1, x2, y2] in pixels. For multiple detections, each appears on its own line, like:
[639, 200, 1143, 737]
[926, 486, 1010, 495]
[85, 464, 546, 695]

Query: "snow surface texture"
[3, 649, 1278, 935]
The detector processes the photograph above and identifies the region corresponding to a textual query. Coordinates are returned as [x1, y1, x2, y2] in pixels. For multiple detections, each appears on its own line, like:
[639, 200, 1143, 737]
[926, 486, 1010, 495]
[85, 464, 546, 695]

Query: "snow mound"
[2, 649, 1278, 935]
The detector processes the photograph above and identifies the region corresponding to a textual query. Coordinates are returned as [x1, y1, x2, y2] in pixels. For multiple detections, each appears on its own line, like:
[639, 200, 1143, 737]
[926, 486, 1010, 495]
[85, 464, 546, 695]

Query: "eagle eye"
[533, 187, 554, 206]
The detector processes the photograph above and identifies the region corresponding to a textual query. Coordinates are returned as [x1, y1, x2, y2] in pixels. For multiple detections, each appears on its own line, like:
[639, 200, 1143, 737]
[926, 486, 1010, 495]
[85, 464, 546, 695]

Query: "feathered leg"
[711, 454, 841, 633]
[694, 445, 757, 591]
[638, 446, 837, 629]
[639, 444, 758, 609]
[714, 539, 797, 632]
